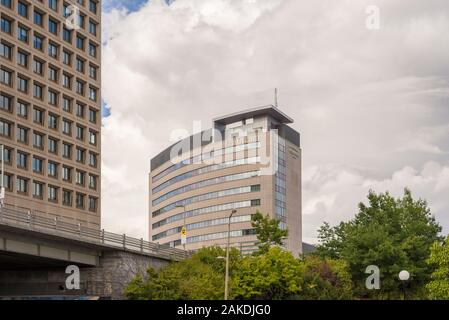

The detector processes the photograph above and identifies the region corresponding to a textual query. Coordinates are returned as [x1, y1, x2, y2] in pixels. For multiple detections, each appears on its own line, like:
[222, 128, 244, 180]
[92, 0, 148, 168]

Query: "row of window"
[0, 92, 98, 130]
[0, 117, 99, 152]
[152, 184, 261, 217]
[152, 170, 261, 207]
[152, 214, 253, 241]
[2, 173, 98, 211]
[1, 0, 99, 16]
[152, 141, 260, 183]
[1, 147, 98, 190]
[152, 199, 261, 230]
[0, 65, 98, 103]
[152, 155, 260, 194]
[168, 229, 256, 247]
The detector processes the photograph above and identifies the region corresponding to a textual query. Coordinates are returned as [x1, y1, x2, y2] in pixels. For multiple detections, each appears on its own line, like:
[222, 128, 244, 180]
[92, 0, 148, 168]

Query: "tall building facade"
[149, 106, 302, 256]
[0, 0, 101, 228]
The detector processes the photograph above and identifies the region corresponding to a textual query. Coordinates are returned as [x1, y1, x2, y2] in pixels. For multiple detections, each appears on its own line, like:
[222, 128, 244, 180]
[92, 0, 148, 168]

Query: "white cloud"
[101, 0, 449, 240]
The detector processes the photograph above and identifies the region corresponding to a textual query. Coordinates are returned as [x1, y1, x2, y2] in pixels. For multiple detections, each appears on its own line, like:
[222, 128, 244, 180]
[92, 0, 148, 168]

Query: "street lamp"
[0, 144, 5, 208]
[399, 270, 410, 300]
[176, 204, 187, 250]
[224, 209, 237, 300]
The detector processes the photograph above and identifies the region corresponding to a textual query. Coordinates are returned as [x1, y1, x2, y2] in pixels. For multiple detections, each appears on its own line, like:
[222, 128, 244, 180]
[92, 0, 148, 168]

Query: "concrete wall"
[0, 250, 170, 299]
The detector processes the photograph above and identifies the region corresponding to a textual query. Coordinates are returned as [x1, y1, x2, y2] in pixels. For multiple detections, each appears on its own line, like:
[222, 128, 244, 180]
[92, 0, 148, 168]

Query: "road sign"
[181, 227, 187, 245]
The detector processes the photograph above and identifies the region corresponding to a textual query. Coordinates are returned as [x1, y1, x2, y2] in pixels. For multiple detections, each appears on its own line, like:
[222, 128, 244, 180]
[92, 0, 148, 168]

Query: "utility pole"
[224, 209, 237, 300]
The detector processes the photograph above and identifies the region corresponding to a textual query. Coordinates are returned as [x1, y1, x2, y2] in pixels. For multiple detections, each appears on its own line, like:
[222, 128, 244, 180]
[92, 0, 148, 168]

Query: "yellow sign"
[181, 227, 187, 236]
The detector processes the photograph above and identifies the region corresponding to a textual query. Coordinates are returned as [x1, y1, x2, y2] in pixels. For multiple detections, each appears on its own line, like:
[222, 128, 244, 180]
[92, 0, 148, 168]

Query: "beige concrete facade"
[149, 106, 302, 256]
[0, 0, 101, 228]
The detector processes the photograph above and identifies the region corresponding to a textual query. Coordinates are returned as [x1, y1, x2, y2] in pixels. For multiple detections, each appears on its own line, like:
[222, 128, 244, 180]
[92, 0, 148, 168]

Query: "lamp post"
[224, 209, 237, 300]
[176, 204, 187, 250]
[399, 270, 410, 300]
[0, 144, 4, 209]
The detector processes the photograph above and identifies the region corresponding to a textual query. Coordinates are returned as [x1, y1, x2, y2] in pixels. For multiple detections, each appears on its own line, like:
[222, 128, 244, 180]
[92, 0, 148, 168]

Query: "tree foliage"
[251, 211, 288, 254]
[316, 189, 442, 299]
[426, 236, 449, 299]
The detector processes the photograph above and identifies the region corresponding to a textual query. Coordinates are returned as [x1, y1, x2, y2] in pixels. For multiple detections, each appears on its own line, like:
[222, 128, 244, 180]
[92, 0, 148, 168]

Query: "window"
[62, 50, 72, 65]
[48, 18, 58, 35]
[33, 132, 44, 149]
[48, 186, 57, 202]
[76, 80, 84, 95]
[76, 193, 85, 209]
[89, 152, 97, 167]
[1, 0, 12, 9]
[48, 137, 57, 153]
[76, 35, 84, 50]
[48, 113, 58, 129]
[62, 119, 71, 135]
[89, 108, 97, 123]
[63, 27, 71, 42]
[76, 170, 85, 185]
[17, 76, 28, 92]
[48, 90, 58, 106]
[62, 143, 71, 158]
[89, 64, 97, 79]
[89, 87, 97, 101]
[17, 126, 28, 143]
[32, 157, 43, 173]
[76, 58, 84, 72]
[17, 51, 28, 67]
[17, 101, 28, 118]
[49, 0, 58, 11]
[62, 97, 72, 111]
[33, 34, 43, 50]
[0, 68, 12, 86]
[48, 42, 58, 58]
[63, 190, 72, 206]
[32, 181, 43, 198]
[76, 103, 85, 117]
[48, 161, 57, 177]
[1, 17, 12, 34]
[3, 174, 12, 190]
[18, 2, 28, 18]
[62, 166, 71, 181]
[33, 59, 43, 75]
[33, 108, 44, 124]
[16, 177, 28, 194]
[89, 20, 97, 36]
[89, 174, 97, 190]
[48, 66, 58, 82]
[89, 130, 97, 145]
[0, 93, 12, 111]
[0, 120, 11, 137]
[2, 147, 11, 164]
[76, 125, 84, 140]
[16, 151, 27, 168]
[62, 74, 71, 88]
[88, 42, 97, 57]
[89, 0, 97, 14]
[89, 196, 98, 212]
[0, 42, 12, 60]
[76, 147, 85, 163]
[34, 11, 43, 26]
[17, 26, 29, 42]
[33, 83, 43, 99]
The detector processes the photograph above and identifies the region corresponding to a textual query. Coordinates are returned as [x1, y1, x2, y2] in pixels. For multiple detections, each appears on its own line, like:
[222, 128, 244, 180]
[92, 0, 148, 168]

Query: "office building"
[0, 0, 101, 228]
[149, 105, 302, 255]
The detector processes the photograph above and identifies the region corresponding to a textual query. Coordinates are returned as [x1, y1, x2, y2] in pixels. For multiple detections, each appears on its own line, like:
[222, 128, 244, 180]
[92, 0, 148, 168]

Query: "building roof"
[213, 105, 294, 125]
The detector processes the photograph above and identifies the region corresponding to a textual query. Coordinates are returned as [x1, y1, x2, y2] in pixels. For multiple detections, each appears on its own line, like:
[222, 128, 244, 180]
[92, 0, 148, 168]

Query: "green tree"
[426, 236, 449, 299]
[124, 246, 241, 300]
[231, 247, 302, 299]
[252, 211, 288, 254]
[316, 189, 442, 299]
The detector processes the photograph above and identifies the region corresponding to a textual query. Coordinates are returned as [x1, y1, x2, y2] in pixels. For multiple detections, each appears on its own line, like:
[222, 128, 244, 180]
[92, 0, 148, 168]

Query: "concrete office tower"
[149, 106, 302, 256]
[0, 0, 101, 228]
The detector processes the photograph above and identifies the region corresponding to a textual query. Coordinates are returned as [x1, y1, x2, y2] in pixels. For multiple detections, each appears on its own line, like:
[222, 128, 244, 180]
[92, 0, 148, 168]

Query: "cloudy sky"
[101, 0, 449, 243]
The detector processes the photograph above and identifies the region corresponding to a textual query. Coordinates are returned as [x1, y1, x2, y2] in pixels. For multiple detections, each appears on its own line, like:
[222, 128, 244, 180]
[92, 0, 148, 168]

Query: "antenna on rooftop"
[274, 88, 279, 108]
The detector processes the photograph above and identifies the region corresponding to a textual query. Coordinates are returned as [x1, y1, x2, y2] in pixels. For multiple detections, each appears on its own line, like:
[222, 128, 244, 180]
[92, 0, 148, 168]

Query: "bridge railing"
[0, 206, 190, 261]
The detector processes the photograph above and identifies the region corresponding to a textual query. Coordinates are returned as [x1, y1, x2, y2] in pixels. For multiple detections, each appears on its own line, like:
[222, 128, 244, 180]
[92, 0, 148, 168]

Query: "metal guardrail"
[0, 207, 190, 261]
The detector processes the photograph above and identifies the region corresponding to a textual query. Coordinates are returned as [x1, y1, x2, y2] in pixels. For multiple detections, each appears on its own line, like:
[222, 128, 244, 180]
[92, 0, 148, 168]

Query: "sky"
[100, 0, 449, 244]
